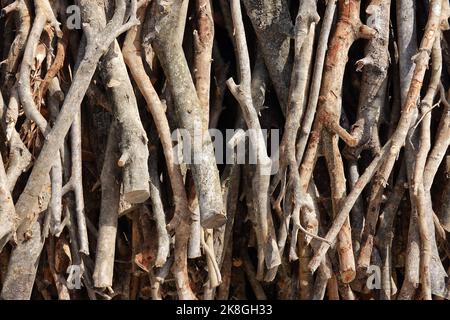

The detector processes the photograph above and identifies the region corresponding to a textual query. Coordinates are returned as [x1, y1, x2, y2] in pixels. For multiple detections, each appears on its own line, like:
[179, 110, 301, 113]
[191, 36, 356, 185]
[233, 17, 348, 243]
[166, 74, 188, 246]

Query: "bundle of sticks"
[0, 0, 450, 300]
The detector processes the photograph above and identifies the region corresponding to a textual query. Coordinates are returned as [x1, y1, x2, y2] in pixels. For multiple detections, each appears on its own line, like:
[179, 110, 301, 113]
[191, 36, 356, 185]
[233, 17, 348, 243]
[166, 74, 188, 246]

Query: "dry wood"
[308, 0, 443, 277]
[0, 0, 450, 301]
[145, 0, 225, 230]
[242, 0, 293, 113]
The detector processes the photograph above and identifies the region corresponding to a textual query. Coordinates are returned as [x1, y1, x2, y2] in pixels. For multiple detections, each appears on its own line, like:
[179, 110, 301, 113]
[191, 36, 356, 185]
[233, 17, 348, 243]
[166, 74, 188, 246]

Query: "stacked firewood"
[0, 0, 450, 300]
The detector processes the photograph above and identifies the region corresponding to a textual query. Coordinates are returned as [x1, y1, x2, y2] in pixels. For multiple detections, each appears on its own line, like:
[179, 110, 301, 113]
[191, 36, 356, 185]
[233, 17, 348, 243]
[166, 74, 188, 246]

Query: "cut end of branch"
[358, 24, 377, 40]
[340, 269, 356, 284]
[117, 153, 130, 167]
[200, 211, 227, 229]
[123, 189, 150, 204]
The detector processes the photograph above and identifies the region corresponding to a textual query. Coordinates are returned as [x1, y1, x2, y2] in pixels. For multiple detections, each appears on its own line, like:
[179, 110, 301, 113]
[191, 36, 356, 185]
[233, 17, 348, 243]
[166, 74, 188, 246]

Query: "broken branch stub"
[13, 0, 140, 240]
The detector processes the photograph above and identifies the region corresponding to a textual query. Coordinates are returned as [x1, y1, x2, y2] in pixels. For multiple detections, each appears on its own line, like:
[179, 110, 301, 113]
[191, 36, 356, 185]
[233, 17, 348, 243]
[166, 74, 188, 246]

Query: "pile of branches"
[1, 0, 450, 300]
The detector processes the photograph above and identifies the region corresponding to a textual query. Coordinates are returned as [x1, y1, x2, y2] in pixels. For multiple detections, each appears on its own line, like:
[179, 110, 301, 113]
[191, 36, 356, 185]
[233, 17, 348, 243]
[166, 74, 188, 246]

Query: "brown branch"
[345, 0, 391, 158]
[300, 0, 376, 283]
[308, 0, 443, 277]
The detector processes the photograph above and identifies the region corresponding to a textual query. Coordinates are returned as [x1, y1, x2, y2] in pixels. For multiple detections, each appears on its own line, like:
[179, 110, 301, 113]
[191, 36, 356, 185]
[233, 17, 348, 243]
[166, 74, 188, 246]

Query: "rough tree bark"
[144, 0, 225, 230]
[1, 0, 450, 302]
